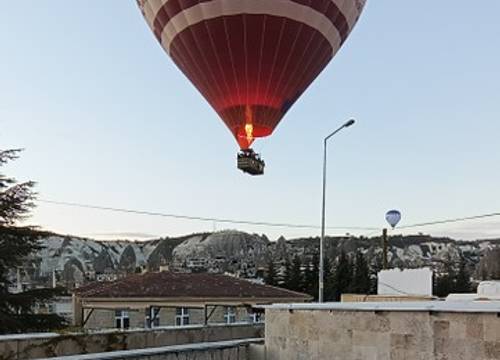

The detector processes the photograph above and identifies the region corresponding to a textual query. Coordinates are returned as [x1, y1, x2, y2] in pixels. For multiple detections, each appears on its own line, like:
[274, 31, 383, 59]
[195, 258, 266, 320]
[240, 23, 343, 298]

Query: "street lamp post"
[319, 119, 355, 303]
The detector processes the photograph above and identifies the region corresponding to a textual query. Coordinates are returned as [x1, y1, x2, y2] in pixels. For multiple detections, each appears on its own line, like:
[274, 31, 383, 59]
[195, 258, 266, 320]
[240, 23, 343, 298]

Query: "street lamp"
[319, 119, 355, 303]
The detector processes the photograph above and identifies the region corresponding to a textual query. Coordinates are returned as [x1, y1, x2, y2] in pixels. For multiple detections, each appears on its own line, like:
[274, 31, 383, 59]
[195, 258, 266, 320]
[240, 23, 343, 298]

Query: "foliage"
[332, 250, 352, 301]
[280, 258, 292, 288]
[288, 255, 303, 292]
[434, 253, 472, 297]
[265, 260, 278, 286]
[303, 252, 319, 299]
[0, 149, 66, 334]
[0, 149, 36, 226]
[351, 250, 371, 294]
[455, 257, 472, 293]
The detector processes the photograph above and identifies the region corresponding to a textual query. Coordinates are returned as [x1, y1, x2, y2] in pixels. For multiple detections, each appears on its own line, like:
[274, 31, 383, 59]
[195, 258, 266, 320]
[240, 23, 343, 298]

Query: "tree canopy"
[0, 149, 66, 333]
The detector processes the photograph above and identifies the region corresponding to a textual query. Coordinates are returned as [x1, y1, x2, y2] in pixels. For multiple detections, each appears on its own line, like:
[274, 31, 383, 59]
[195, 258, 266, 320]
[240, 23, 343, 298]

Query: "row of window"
[115, 306, 260, 329]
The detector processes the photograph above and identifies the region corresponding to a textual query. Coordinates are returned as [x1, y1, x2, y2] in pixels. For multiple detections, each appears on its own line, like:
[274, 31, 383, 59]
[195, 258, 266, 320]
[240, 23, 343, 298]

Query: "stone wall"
[265, 308, 500, 359]
[0, 324, 263, 360]
[36, 339, 263, 360]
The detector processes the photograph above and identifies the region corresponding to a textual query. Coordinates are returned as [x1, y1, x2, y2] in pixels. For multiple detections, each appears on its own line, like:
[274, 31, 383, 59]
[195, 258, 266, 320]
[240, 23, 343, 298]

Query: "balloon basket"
[237, 149, 265, 176]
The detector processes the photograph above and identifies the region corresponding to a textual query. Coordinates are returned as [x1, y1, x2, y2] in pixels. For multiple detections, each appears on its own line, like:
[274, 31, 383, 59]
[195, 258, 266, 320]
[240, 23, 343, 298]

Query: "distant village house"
[73, 272, 311, 330]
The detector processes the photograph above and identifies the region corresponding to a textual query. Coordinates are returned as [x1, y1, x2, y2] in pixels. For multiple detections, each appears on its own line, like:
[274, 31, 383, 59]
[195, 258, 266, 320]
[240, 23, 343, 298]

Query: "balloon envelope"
[385, 210, 401, 229]
[138, 0, 366, 149]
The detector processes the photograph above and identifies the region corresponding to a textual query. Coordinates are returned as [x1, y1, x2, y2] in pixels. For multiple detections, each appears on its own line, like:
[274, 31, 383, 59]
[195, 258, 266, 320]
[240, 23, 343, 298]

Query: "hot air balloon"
[137, 0, 367, 175]
[385, 210, 401, 229]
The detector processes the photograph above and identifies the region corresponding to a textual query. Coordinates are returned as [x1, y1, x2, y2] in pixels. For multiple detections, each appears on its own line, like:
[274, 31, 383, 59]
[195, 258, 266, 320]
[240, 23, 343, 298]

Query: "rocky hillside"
[15, 230, 500, 289]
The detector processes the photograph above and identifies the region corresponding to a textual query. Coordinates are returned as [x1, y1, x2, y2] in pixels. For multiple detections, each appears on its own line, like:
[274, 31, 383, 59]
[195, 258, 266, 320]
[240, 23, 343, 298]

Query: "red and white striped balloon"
[138, 0, 366, 149]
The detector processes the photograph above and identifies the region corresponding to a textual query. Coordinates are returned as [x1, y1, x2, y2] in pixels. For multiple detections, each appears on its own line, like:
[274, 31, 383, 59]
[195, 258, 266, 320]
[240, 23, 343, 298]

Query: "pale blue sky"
[1, 1, 499, 241]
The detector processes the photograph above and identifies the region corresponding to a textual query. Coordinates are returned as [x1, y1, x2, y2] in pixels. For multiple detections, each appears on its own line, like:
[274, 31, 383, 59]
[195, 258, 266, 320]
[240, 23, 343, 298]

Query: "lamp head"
[344, 119, 355, 128]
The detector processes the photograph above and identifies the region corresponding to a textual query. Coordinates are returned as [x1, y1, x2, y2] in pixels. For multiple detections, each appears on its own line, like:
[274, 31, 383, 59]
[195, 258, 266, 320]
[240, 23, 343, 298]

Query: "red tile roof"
[75, 272, 311, 300]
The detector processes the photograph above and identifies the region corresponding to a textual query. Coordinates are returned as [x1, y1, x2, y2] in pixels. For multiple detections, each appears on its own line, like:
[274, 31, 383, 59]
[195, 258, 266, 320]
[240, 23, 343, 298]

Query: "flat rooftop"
[261, 301, 500, 313]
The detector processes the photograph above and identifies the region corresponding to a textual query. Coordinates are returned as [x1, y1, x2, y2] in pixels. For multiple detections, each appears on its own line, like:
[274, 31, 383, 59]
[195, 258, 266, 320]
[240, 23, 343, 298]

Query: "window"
[175, 307, 190, 326]
[47, 303, 56, 313]
[224, 306, 236, 324]
[146, 307, 160, 328]
[115, 310, 130, 329]
[248, 311, 261, 323]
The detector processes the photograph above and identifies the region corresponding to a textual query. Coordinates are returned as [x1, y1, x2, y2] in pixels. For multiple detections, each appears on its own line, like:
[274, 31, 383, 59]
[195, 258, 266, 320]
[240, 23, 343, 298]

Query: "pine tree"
[332, 250, 352, 301]
[455, 257, 472, 293]
[303, 253, 319, 299]
[280, 258, 292, 289]
[302, 261, 313, 294]
[0, 149, 66, 333]
[352, 250, 371, 294]
[324, 256, 335, 301]
[434, 254, 457, 297]
[288, 255, 303, 292]
[302, 253, 320, 297]
[265, 260, 278, 286]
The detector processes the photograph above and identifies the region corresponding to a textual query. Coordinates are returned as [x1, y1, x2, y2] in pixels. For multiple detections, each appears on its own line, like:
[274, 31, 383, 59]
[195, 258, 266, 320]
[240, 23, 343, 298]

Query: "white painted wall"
[377, 268, 433, 296]
[477, 281, 500, 296]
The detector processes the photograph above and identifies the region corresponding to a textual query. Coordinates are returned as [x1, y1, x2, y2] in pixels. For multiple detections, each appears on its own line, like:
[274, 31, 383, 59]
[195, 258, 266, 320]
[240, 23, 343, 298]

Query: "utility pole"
[383, 209, 401, 270]
[382, 228, 388, 269]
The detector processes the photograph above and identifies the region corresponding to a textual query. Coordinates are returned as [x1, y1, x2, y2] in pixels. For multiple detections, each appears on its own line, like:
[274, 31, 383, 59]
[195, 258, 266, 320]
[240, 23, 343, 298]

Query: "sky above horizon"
[1, 1, 500, 241]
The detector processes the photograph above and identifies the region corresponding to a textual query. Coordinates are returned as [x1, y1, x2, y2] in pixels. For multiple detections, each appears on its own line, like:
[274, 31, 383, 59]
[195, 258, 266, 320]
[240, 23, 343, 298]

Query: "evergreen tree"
[351, 250, 371, 294]
[324, 256, 335, 301]
[301, 253, 320, 297]
[455, 257, 472, 293]
[265, 260, 278, 286]
[434, 254, 457, 297]
[288, 255, 303, 292]
[332, 250, 352, 301]
[0, 149, 66, 333]
[280, 258, 292, 289]
[304, 253, 319, 299]
[302, 261, 313, 294]
[480, 266, 489, 281]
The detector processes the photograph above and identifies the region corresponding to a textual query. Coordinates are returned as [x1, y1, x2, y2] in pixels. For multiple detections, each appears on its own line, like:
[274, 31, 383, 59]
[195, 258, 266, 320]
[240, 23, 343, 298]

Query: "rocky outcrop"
[93, 250, 115, 273]
[118, 245, 137, 273]
[14, 231, 500, 289]
[477, 247, 500, 279]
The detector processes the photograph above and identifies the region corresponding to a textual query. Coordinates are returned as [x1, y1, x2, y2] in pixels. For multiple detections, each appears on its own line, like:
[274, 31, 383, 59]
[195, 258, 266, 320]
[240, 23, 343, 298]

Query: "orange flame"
[245, 105, 253, 145]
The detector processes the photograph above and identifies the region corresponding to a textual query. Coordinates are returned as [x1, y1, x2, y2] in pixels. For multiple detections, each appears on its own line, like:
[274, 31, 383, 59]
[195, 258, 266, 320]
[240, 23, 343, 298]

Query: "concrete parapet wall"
[265, 306, 500, 359]
[0, 324, 264, 360]
[341, 294, 434, 302]
[35, 339, 263, 360]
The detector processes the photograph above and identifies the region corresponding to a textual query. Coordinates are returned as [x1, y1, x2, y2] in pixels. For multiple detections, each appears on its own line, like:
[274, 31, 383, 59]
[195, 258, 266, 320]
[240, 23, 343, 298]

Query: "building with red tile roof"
[73, 271, 311, 329]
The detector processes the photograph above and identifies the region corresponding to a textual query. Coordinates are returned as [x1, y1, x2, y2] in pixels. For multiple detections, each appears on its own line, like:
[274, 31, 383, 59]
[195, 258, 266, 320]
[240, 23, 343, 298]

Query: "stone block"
[0, 340, 17, 360]
[387, 312, 429, 335]
[433, 320, 450, 339]
[265, 311, 289, 340]
[484, 341, 500, 359]
[483, 315, 500, 342]
[449, 321, 467, 339]
[390, 333, 419, 351]
[353, 331, 379, 347]
[376, 344, 391, 360]
[433, 337, 469, 360]
[127, 332, 147, 350]
[247, 343, 265, 360]
[465, 320, 484, 340]
[464, 339, 487, 359]
[352, 346, 377, 360]
[366, 313, 391, 333]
